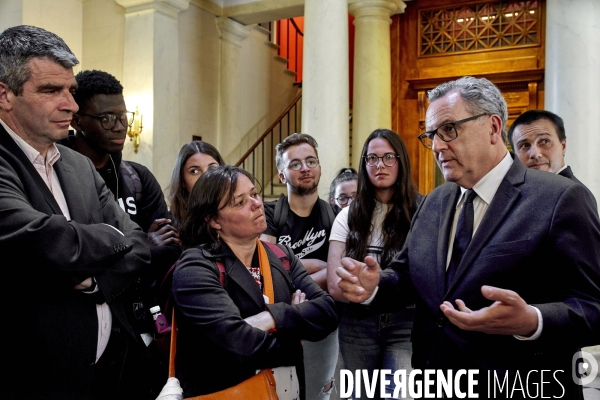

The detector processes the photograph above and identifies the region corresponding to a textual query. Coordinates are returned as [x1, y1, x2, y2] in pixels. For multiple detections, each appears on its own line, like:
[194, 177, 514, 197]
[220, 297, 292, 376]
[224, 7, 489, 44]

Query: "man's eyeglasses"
[287, 157, 319, 171]
[335, 193, 355, 206]
[78, 112, 135, 130]
[418, 113, 489, 149]
[364, 153, 399, 167]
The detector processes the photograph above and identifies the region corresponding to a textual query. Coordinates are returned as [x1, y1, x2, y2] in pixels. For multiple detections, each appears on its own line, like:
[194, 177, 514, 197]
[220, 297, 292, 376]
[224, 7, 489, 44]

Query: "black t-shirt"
[263, 198, 332, 262]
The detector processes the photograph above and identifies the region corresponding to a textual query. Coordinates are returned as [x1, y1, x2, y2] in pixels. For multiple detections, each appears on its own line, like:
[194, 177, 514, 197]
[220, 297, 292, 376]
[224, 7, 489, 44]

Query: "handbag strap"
[256, 238, 275, 304]
[169, 311, 178, 378]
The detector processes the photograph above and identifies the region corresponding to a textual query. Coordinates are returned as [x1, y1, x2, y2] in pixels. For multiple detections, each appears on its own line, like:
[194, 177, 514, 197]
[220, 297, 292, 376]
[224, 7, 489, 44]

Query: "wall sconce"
[127, 106, 143, 153]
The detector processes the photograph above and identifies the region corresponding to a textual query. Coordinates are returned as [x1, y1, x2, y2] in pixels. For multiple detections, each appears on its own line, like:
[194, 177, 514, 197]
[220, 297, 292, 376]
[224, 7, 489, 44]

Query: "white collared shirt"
[556, 164, 568, 175]
[445, 151, 542, 340]
[1, 119, 71, 219]
[446, 151, 513, 268]
[365, 151, 543, 340]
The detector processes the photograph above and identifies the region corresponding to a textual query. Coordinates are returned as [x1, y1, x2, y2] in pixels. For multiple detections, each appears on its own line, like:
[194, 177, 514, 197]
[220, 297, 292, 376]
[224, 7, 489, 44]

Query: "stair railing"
[277, 18, 304, 83]
[235, 92, 302, 198]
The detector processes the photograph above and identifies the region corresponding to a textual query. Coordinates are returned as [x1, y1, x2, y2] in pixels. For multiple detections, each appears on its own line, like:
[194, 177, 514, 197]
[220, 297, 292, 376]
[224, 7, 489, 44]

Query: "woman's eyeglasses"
[335, 193, 355, 206]
[364, 153, 399, 167]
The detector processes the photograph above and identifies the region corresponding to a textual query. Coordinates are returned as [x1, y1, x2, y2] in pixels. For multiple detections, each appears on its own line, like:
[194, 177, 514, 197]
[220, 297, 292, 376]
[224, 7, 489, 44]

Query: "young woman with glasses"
[326, 129, 422, 399]
[328, 168, 358, 214]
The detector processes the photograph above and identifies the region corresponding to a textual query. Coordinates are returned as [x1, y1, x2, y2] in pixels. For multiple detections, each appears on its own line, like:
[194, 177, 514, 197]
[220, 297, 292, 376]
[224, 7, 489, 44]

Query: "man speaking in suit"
[507, 109, 597, 210]
[0, 26, 154, 399]
[336, 76, 600, 398]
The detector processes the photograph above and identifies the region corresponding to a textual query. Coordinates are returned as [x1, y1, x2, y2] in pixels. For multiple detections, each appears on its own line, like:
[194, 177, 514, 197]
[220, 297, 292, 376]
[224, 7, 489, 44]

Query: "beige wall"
[0, 0, 300, 190]
[179, 3, 299, 167]
[0, 0, 83, 70]
[23, 0, 83, 66]
[81, 0, 126, 81]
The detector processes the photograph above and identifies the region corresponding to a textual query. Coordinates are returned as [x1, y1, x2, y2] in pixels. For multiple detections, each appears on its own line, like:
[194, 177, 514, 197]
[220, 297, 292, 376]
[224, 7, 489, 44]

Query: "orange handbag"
[168, 313, 278, 400]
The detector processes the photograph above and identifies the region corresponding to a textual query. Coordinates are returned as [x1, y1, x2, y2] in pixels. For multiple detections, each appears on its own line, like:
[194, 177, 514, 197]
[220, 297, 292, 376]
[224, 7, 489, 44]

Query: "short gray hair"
[0, 25, 79, 95]
[428, 76, 508, 143]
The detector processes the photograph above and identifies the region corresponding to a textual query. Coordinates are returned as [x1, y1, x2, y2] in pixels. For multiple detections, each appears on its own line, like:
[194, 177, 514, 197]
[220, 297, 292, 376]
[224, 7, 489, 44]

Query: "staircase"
[235, 91, 301, 201]
[235, 18, 304, 201]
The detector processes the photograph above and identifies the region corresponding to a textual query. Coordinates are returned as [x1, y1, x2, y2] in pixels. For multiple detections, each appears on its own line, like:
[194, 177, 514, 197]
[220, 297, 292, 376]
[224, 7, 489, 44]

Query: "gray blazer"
[0, 124, 151, 399]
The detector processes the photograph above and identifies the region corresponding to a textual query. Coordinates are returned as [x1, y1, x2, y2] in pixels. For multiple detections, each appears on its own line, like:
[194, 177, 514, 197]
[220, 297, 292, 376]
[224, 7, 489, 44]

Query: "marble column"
[215, 17, 250, 161]
[115, 0, 189, 189]
[545, 0, 600, 207]
[349, 0, 406, 167]
[301, 0, 350, 198]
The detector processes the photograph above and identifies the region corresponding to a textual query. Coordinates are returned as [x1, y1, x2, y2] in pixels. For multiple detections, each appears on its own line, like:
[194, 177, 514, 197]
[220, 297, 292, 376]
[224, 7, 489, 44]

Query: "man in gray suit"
[508, 109, 597, 209]
[0, 25, 154, 399]
[336, 76, 600, 399]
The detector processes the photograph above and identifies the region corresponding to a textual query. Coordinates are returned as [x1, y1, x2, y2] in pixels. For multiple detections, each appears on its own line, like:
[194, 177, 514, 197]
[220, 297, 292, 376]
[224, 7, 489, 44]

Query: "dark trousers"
[92, 328, 167, 400]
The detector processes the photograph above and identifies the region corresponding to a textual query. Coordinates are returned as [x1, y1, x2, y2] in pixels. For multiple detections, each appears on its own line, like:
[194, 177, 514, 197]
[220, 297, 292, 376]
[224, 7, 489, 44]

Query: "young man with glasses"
[260, 133, 340, 400]
[64, 70, 179, 244]
[60, 70, 181, 396]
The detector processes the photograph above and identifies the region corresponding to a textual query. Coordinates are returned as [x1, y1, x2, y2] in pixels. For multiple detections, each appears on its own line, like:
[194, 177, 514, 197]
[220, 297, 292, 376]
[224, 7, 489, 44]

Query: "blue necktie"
[446, 189, 477, 288]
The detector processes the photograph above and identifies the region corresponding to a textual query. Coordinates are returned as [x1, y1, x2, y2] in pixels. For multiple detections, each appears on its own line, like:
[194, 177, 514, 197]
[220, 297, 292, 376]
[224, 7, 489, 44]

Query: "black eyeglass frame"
[335, 193, 356, 206]
[286, 156, 320, 171]
[418, 113, 490, 149]
[77, 112, 135, 130]
[364, 153, 400, 167]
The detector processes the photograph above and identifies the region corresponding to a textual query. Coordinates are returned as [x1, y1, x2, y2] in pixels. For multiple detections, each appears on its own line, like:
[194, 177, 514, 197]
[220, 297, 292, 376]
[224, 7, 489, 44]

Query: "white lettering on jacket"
[117, 196, 137, 215]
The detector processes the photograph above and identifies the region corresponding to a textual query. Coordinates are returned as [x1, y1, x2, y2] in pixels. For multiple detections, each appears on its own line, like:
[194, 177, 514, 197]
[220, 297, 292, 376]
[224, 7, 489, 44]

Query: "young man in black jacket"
[63, 69, 181, 261]
[260, 133, 339, 400]
[60, 69, 181, 397]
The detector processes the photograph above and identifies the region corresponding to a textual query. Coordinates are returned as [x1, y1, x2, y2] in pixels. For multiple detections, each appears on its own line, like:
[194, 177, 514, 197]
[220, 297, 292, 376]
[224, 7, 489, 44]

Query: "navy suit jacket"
[370, 156, 600, 398]
[0, 124, 151, 399]
[559, 165, 598, 211]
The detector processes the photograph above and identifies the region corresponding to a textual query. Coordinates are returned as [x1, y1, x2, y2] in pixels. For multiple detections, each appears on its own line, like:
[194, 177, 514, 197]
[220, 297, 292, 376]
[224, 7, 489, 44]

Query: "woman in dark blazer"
[172, 165, 338, 399]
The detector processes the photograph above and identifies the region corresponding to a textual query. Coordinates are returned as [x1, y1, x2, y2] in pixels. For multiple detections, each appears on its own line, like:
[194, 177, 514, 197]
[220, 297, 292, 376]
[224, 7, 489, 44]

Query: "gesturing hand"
[148, 218, 181, 247]
[440, 285, 539, 336]
[336, 256, 381, 303]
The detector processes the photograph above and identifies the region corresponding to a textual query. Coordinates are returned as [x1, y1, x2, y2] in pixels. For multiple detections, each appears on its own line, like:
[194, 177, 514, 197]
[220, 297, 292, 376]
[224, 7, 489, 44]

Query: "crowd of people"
[1, 24, 599, 400]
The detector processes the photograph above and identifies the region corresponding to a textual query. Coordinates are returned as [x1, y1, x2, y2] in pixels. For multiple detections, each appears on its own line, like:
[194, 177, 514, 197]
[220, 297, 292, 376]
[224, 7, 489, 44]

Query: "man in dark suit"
[336, 76, 600, 399]
[0, 25, 154, 399]
[508, 109, 597, 209]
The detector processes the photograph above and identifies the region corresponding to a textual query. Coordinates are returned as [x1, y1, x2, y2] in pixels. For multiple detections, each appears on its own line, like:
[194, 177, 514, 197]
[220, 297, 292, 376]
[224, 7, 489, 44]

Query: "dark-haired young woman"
[327, 129, 422, 399]
[166, 140, 225, 227]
